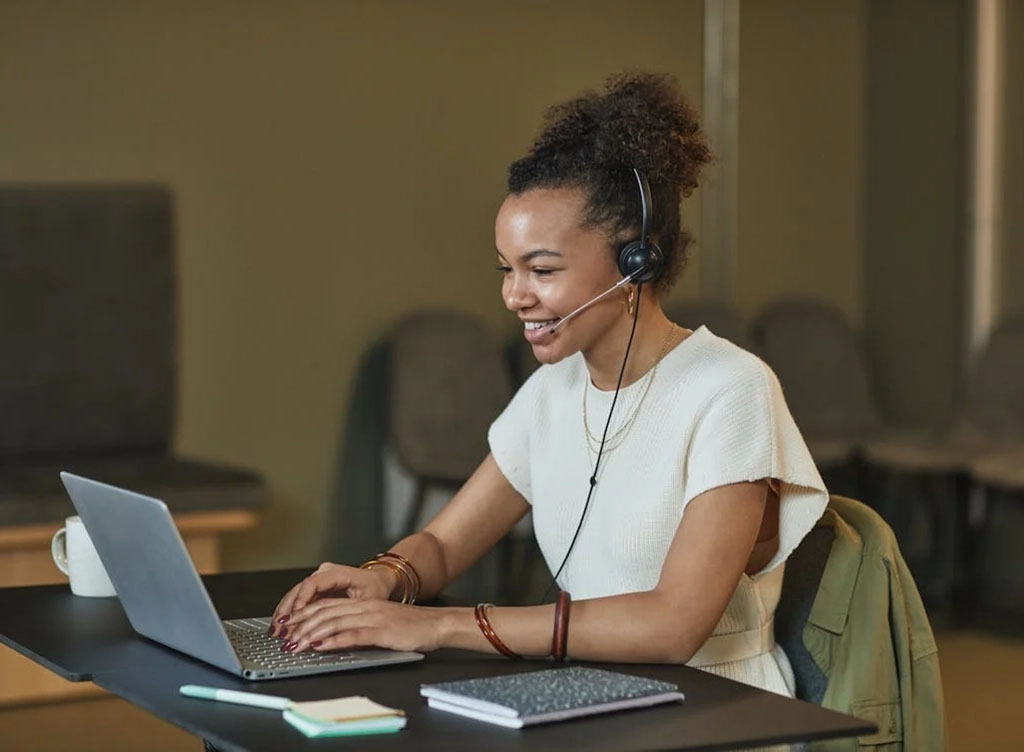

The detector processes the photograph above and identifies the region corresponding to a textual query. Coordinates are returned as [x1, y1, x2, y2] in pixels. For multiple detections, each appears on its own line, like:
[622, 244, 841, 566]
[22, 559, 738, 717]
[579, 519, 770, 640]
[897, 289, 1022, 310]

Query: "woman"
[271, 72, 827, 695]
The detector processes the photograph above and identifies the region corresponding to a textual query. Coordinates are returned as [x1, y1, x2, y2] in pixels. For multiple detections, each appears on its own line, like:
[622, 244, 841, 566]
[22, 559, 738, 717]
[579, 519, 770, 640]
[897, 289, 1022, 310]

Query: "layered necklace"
[582, 323, 678, 468]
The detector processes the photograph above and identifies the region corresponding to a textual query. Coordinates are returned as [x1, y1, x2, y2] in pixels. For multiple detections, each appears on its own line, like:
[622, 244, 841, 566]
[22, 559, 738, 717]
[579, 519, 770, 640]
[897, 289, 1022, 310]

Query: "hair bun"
[507, 71, 710, 291]
[538, 72, 709, 198]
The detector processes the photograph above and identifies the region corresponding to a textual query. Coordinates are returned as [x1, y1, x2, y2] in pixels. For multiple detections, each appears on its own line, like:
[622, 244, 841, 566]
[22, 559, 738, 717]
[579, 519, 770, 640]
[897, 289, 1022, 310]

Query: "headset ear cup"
[618, 241, 664, 284]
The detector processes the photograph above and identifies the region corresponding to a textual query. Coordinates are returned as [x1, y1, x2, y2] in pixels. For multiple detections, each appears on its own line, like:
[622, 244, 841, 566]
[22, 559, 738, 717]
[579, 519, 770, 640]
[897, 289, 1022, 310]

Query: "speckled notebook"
[420, 667, 685, 728]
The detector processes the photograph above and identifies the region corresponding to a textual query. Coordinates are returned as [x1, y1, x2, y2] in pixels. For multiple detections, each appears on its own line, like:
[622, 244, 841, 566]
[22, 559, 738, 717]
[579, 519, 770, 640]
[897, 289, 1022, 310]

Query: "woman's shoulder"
[669, 326, 773, 396]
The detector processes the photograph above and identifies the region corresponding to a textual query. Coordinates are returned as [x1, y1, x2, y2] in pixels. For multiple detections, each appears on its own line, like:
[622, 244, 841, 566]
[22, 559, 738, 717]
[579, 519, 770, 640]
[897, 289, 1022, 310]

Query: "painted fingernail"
[267, 626, 276, 637]
[285, 642, 298, 653]
[310, 641, 322, 649]
[277, 615, 290, 624]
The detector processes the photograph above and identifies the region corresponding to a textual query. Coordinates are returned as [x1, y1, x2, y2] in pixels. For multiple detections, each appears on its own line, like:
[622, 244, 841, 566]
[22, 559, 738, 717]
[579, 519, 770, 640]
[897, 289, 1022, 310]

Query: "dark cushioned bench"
[0, 456, 264, 526]
[0, 184, 265, 526]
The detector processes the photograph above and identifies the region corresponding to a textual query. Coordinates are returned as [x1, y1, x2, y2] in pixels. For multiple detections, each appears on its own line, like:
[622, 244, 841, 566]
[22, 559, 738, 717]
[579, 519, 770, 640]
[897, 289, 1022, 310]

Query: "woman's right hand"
[270, 562, 394, 637]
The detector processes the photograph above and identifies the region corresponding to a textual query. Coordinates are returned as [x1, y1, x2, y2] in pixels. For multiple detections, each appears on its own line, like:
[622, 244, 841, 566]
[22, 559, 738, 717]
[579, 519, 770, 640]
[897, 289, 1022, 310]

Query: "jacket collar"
[808, 507, 863, 634]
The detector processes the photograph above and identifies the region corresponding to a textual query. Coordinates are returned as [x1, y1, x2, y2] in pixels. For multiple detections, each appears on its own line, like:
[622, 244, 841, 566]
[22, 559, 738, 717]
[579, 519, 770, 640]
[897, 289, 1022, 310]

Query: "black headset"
[541, 167, 665, 603]
[617, 168, 664, 284]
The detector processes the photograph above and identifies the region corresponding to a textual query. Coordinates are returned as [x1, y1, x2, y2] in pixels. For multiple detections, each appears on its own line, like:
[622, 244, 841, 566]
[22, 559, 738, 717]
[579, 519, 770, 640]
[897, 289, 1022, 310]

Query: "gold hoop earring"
[625, 287, 635, 316]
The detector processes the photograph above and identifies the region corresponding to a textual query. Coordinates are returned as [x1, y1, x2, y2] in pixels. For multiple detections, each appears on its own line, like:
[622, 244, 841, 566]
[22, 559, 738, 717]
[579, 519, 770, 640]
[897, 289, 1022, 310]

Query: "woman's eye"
[495, 265, 512, 274]
[532, 268, 556, 276]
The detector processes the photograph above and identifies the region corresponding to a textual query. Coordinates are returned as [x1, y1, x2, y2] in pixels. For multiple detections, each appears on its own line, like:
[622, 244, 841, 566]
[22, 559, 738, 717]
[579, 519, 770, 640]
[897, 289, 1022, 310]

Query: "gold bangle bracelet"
[377, 552, 421, 603]
[364, 561, 407, 606]
[377, 558, 416, 604]
[359, 559, 412, 603]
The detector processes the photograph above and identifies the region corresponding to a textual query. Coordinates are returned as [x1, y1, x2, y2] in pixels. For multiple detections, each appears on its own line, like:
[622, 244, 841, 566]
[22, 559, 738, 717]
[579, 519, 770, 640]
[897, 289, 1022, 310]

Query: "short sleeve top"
[488, 326, 828, 600]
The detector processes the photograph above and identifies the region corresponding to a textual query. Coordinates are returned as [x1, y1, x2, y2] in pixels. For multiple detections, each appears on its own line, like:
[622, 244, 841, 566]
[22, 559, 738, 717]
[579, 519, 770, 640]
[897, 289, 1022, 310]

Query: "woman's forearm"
[438, 589, 710, 664]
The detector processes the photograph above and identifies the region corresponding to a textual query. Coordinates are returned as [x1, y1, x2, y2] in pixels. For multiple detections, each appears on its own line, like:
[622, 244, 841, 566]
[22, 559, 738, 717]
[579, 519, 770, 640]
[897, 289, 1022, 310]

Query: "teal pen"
[179, 684, 293, 711]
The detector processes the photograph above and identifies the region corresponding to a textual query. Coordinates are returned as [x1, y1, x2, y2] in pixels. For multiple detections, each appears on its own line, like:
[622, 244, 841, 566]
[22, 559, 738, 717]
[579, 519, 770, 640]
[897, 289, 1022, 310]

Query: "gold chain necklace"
[582, 323, 678, 456]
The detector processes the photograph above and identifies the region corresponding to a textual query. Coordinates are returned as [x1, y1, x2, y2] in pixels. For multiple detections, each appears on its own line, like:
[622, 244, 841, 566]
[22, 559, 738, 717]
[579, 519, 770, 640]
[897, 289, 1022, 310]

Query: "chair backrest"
[964, 316, 1024, 441]
[0, 185, 175, 457]
[776, 523, 834, 704]
[666, 300, 752, 350]
[751, 297, 880, 440]
[779, 495, 943, 749]
[390, 310, 513, 481]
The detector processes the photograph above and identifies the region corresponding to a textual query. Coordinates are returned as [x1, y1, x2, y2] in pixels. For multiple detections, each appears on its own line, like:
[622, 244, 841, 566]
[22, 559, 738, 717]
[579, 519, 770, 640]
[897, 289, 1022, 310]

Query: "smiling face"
[495, 186, 630, 365]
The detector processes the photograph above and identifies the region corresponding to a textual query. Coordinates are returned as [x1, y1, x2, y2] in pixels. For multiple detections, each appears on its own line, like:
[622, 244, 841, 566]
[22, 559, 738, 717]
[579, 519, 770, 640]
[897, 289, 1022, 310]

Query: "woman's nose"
[503, 275, 533, 311]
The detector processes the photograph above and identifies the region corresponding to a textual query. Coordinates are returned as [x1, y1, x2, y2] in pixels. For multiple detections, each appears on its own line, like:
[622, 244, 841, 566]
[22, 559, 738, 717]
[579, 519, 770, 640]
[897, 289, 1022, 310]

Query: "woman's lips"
[522, 318, 560, 344]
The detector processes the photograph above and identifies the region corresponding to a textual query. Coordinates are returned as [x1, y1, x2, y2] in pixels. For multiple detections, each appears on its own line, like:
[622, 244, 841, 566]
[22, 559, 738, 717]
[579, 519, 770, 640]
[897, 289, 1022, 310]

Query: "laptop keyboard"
[224, 617, 357, 671]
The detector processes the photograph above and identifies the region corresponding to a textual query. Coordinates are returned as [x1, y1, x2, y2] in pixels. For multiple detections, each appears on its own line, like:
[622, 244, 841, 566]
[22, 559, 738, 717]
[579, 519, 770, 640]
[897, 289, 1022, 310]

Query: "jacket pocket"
[851, 700, 902, 746]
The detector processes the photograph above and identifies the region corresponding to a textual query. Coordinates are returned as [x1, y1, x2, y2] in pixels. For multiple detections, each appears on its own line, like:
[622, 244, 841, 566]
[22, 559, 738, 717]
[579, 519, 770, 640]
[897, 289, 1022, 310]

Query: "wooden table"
[0, 509, 258, 705]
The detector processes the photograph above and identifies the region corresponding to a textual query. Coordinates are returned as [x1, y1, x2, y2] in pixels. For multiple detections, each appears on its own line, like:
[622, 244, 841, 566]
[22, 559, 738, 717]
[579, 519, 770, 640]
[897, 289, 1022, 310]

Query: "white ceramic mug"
[51, 516, 117, 597]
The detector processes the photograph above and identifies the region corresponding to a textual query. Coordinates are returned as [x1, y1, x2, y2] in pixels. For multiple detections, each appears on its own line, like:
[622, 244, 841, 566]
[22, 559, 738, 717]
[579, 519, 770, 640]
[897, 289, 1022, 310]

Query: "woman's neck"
[583, 305, 678, 391]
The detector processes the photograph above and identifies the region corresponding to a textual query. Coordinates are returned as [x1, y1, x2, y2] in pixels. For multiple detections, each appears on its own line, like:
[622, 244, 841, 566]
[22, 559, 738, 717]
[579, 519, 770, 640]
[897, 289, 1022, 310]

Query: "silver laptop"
[60, 472, 424, 680]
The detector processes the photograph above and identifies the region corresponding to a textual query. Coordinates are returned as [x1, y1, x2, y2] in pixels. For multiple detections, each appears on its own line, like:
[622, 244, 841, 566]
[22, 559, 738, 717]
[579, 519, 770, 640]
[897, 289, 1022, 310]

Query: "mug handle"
[51, 528, 70, 576]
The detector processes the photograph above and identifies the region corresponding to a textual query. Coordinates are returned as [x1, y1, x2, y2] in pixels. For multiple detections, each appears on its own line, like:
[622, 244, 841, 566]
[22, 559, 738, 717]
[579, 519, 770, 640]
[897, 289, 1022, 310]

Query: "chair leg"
[921, 473, 961, 623]
[874, 469, 941, 609]
[877, 469, 914, 554]
[973, 485, 1024, 635]
[958, 481, 987, 617]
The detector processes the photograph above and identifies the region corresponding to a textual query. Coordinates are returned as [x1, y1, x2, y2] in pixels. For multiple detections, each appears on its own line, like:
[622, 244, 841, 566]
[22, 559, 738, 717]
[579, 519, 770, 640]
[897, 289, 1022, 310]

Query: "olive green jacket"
[808, 496, 946, 751]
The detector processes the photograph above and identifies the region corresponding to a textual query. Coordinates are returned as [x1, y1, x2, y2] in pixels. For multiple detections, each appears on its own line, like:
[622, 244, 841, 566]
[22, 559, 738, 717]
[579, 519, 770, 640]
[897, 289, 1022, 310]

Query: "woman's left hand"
[281, 599, 451, 654]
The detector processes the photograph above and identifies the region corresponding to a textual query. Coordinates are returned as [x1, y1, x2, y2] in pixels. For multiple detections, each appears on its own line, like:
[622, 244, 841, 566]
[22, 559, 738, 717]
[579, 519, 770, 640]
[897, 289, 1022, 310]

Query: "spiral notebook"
[420, 667, 684, 728]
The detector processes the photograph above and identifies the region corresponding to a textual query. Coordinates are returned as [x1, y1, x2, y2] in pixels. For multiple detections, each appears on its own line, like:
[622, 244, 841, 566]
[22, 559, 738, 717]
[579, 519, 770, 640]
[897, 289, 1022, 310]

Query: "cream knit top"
[488, 326, 828, 695]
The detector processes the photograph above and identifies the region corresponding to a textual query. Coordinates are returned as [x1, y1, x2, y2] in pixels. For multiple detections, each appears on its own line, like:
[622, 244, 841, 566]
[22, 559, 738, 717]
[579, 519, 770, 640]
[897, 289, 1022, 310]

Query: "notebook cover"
[420, 666, 684, 723]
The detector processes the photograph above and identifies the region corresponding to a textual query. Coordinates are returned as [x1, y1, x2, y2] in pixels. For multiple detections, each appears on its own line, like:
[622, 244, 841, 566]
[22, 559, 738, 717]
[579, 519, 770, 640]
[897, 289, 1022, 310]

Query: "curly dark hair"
[508, 72, 711, 291]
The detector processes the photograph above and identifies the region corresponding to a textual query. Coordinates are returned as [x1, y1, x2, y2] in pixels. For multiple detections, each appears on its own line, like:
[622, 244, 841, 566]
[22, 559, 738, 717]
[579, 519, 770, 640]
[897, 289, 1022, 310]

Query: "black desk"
[0, 570, 874, 751]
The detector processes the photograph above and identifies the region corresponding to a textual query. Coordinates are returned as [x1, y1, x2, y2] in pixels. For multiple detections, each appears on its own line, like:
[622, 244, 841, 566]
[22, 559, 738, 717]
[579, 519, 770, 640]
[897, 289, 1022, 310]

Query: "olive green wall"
[737, 0, 865, 324]
[0, 1, 707, 567]
[863, 0, 966, 426]
[1, 0, 875, 567]
[1002, 0, 1024, 320]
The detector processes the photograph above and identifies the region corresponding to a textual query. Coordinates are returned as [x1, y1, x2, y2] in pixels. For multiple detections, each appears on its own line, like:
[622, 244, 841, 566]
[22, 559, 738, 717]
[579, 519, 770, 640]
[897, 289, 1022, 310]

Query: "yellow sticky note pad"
[291, 696, 404, 723]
